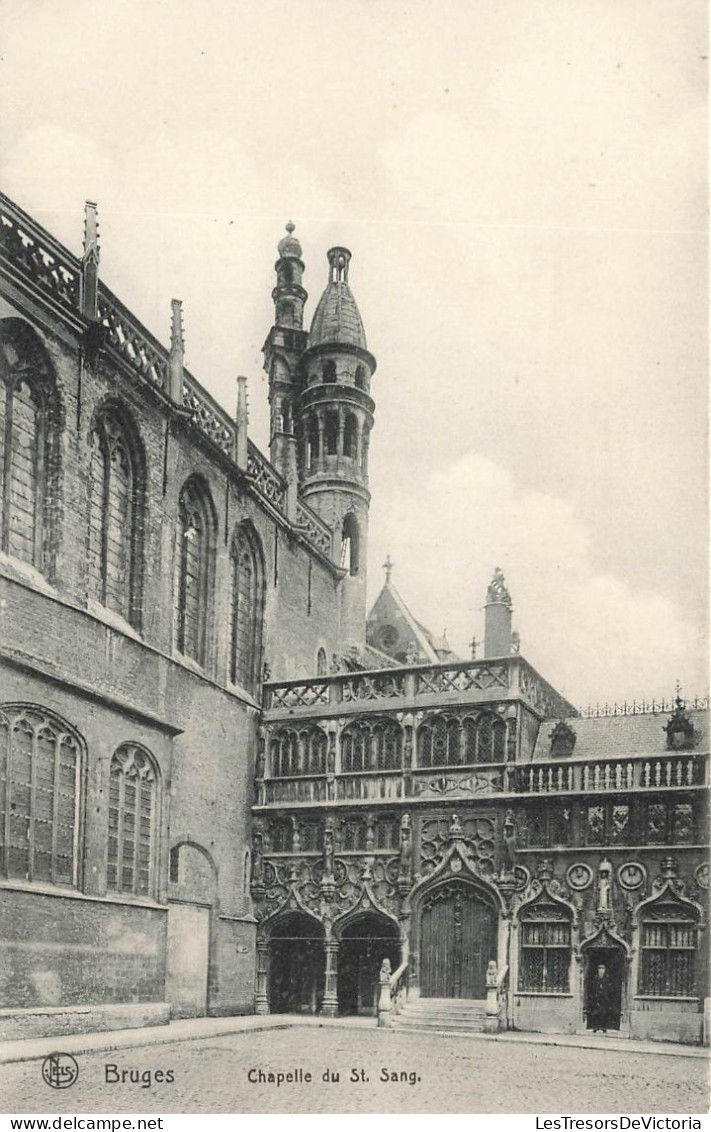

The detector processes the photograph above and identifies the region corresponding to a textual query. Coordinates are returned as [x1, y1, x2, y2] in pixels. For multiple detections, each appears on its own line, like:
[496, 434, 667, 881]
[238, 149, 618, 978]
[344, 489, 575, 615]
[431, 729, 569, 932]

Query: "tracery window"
[639, 895, 698, 998]
[341, 719, 402, 772]
[418, 713, 506, 768]
[519, 897, 572, 993]
[228, 525, 264, 692]
[87, 409, 142, 624]
[0, 321, 57, 571]
[175, 477, 215, 665]
[107, 744, 158, 898]
[0, 705, 82, 886]
[270, 727, 327, 777]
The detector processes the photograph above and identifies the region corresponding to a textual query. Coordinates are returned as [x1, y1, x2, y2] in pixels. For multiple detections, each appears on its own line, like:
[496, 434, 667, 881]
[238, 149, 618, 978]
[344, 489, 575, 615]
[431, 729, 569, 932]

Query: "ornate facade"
[0, 190, 707, 1044]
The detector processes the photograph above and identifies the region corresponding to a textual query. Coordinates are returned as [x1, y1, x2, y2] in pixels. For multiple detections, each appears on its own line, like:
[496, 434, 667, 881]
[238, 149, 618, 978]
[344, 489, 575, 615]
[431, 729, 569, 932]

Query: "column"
[321, 939, 339, 1017]
[255, 940, 270, 1015]
[316, 413, 325, 466]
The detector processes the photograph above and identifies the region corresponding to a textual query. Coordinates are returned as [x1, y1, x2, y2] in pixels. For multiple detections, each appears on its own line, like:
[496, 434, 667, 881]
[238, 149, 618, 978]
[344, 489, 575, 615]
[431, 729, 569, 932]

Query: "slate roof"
[530, 709, 708, 763]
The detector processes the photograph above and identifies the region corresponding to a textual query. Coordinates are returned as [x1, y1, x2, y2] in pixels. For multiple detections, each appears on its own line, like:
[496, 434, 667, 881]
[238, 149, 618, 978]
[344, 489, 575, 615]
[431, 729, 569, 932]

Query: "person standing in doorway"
[587, 962, 617, 1032]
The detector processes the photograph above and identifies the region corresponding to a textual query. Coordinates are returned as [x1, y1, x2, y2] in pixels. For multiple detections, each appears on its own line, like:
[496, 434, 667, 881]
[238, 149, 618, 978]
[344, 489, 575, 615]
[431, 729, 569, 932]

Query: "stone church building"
[0, 190, 707, 1045]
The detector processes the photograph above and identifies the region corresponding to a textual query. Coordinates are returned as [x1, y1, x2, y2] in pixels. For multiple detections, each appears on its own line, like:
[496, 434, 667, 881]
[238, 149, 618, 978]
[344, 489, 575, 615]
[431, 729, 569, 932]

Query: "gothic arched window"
[354, 365, 366, 391]
[418, 715, 462, 768]
[342, 719, 402, 772]
[270, 726, 326, 777]
[87, 408, 143, 625]
[463, 713, 506, 764]
[325, 411, 339, 455]
[341, 512, 360, 575]
[0, 320, 58, 572]
[0, 705, 82, 886]
[639, 893, 698, 998]
[316, 648, 328, 676]
[229, 524, 264, 693]
[107, 743, 159, 898]
[519, 895, 572, 993]
[322, 360, 336, 384]
[343, 413, 358, 459]
[308, 416, 320, 469]
[175, 477, 215, 666]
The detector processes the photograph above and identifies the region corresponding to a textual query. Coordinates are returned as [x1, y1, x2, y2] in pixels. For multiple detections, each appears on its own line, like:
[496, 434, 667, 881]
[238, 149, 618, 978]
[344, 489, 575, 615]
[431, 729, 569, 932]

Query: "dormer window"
[549, 721, 576, 758]
[663, 697, 697, 751]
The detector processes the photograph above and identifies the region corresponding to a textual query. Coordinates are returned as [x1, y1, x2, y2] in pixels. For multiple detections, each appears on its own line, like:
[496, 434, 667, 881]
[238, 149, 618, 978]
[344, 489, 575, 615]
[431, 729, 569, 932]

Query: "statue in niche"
[502, 809, 516, 875]
[405, 641, 418, 664]
[597, 857, 613, 912]
[323, 817, 335, 878]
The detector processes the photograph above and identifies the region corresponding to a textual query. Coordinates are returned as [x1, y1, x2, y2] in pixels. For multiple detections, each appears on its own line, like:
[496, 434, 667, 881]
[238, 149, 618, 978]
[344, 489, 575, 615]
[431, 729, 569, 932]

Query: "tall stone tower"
[297, 246, 377, 648]
[263, 223, 308, 479]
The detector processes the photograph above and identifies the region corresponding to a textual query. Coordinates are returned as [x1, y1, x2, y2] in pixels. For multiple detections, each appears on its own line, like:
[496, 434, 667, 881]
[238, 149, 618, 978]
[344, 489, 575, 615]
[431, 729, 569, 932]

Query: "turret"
[297, 247, 377, 648]
[483, 568, 513, 658]
[263, 223, 308, 477]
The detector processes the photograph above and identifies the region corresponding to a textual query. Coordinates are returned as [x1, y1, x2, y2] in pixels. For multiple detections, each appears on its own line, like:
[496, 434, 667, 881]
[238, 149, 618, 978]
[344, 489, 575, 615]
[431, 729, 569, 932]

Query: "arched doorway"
[583, 940, 626, 1032]
[420, 880, 497, 998]
[269, 913, 325, 1014]
[337, 913, 400, 1016]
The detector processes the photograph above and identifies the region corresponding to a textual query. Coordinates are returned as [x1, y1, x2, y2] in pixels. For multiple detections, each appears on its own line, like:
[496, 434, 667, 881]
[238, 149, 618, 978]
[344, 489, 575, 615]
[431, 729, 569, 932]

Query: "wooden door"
[420, 881, 496, 998]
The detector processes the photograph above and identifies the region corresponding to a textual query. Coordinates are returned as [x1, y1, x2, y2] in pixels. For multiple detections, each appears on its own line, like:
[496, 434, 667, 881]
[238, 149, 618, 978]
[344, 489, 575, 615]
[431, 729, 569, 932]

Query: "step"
[392, 1018, 487, 1033]
[396, 1014, 486, 1023]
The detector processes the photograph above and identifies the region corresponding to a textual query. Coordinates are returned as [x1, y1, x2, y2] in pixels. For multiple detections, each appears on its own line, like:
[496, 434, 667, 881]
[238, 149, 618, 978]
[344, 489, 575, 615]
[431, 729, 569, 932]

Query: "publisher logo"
[42, 1053, 79, 1089]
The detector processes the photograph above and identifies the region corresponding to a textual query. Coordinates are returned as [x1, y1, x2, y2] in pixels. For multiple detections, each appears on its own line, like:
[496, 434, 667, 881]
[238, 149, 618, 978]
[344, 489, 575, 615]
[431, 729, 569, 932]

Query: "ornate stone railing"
[98, 290, 169, 390]
[0, 199, 80, 309]
[409, 764, 506, 799]
[263, 776, 329, 805]
[183, 372, 234, 455]
[247, 440, 286, 510]
[341, 671, 406, 703]
[257, 750, 707, 809]
[518, 752, 706, 795]
[264, 657, 577, 717]
[295, 501, 333, 557]
[415, 663, 508, 697]
[335, 772, 403, 802]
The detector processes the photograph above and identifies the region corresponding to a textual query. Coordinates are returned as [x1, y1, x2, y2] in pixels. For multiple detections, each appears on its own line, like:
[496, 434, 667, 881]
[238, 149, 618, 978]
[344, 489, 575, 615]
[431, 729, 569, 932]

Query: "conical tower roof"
[309, 247, 367, 349]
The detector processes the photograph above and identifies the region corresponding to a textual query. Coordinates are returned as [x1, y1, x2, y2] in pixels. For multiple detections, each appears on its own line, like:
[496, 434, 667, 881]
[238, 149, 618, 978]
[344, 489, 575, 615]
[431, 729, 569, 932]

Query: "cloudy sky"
[2, 0, 707, 706]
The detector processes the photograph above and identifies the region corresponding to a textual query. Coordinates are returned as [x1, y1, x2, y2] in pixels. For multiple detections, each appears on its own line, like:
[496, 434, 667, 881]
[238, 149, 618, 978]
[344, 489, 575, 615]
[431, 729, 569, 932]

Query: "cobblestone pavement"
[2, 1027, 708, 1115]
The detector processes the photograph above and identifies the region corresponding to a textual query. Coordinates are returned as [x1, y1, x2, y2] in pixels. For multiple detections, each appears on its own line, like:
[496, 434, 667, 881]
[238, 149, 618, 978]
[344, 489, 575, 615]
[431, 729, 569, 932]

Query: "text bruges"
[247, 1067, 421, 1086]
[105, 1065, 174, 1088]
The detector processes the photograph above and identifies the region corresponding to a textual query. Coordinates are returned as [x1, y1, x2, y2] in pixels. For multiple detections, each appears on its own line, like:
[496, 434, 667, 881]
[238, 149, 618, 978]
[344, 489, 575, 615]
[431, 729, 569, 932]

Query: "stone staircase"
[390, 997, 488, 1034]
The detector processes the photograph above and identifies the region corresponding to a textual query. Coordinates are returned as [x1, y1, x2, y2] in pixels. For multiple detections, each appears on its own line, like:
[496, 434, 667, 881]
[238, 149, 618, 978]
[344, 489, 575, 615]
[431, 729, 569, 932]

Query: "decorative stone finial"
[81, 201, 100, 320]
[168, 299, 184, 402]
[383, 554, 394, 584]
[278, 221, 302, 258]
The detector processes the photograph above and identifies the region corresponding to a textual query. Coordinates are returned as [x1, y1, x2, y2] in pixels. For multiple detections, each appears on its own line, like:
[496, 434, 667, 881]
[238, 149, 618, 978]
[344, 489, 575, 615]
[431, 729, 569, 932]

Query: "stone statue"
[487, 567, 511, 606]
[502, 809, 516, 874]
[379, 957, 392, 983]
[597, 857, 612, 912]
[510, 631, 520, 655]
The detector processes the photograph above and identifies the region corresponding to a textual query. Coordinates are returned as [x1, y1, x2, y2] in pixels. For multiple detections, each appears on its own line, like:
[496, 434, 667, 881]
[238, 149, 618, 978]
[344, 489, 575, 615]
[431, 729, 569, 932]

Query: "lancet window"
[519, 896, 572, 993]
[107, 744, 159, 898]
[0, 705, 82, 886]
